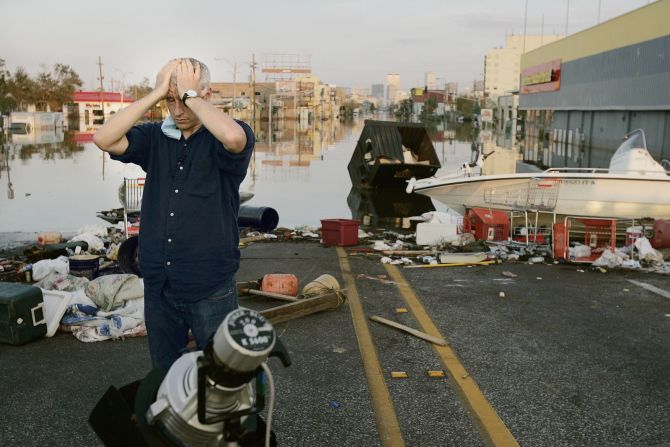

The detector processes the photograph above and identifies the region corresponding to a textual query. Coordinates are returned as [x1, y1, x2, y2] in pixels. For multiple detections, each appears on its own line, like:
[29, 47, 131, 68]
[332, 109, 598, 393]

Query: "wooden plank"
[236, 280, 260, 296]
[403, 260, 496, 269]
[260, 292, 345, 324]
[245, 288, 298, 302]
[369, 315, 447, 346]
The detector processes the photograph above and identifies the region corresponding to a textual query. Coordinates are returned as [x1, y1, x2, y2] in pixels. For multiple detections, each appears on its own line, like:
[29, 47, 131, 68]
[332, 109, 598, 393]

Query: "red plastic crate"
[321, 219, 359, 246]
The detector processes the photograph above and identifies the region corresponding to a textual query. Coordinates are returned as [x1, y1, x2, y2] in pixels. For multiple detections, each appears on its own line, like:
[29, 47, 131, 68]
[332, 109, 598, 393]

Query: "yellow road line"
[384, 264, 519, 447]
[337, 247, 405, 447]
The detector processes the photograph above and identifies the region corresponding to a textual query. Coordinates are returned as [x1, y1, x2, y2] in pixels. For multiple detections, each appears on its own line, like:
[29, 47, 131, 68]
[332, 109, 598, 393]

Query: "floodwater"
[0, 116, 490, 237]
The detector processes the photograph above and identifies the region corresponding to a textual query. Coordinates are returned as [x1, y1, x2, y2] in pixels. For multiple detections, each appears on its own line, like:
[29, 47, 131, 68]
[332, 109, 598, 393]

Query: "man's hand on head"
[154, 60, 180, 99]
[176, 59, 202, 99]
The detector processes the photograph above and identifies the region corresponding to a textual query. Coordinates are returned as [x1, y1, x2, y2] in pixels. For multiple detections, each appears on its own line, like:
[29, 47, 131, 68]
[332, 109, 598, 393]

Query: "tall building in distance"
[484, 34, 563, 98]
[425, 71, 437, 90]
[371, 84, 385, 101]
[385, 73, 400, 105]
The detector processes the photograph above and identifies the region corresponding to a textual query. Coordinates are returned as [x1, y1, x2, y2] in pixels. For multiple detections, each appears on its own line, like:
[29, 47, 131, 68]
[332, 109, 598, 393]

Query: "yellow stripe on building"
[522, 0, 670, 68]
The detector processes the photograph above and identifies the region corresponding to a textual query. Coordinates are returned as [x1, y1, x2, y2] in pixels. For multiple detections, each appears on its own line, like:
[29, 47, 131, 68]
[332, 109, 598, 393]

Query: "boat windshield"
[613, 129, 647, 157]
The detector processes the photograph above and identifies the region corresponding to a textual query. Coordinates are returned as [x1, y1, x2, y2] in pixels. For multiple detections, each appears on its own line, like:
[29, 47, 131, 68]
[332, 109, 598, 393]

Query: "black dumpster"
[347, 120, 441, 188]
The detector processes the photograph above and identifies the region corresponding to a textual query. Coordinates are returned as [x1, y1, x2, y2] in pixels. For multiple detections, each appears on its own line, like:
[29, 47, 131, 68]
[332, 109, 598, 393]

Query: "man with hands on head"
[94, 58, 255, 370]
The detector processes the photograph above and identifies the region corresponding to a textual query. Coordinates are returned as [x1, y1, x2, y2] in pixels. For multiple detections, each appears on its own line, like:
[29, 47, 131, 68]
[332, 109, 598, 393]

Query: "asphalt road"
[1, 242, 669, 446]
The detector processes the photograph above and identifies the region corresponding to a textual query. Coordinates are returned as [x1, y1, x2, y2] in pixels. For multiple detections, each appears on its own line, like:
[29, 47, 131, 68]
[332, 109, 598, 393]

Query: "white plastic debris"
[592, 249, 624, 268]
[32, 256, 69, 281]
[416, 223, 459, 246]
[634, 237, 664, 264]
[621, 260, 642, 269]
[415, 211, 462, 225]
[68, 233, 105, 252]
[569, 244, 591, 259]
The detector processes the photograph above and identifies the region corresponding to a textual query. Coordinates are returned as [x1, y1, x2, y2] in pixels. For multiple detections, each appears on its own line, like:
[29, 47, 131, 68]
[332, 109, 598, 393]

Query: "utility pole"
[97, 56, 105, 122]
[250, 53, 257, 133]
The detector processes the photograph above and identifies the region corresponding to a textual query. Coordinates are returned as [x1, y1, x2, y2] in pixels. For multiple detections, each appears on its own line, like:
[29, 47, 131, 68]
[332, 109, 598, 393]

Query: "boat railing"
[484, 178, 560, 211]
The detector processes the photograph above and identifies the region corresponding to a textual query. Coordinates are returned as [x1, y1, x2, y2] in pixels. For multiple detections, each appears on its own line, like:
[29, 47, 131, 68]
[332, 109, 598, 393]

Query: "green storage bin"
[0, 282, 47, 345]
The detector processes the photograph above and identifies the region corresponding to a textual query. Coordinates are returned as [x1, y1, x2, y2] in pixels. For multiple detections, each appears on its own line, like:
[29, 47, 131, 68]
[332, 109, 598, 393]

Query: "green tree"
[0, 59, 14, 113]
[419, 96, 438, 121]
[126, 77, 152, 100]
[2, 62, 81, 112]
[7, 67, 37, 111]
[394, 98, 414, 121]
[51, 63, 82, 111]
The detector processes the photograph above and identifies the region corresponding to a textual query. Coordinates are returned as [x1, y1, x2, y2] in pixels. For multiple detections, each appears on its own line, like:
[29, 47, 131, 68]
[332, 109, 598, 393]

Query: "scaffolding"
[262, 52, 312, 81]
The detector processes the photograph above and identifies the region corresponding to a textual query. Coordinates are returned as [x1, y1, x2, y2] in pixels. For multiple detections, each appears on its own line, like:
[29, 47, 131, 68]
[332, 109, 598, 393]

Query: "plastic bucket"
[261, 274, 298, 296]
[68, 255, 100, 280]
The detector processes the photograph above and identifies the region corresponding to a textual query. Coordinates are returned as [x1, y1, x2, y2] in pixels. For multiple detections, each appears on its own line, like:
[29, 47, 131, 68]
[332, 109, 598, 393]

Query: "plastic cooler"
[321, 219, 359, 247]
[0, 283, 47, 345]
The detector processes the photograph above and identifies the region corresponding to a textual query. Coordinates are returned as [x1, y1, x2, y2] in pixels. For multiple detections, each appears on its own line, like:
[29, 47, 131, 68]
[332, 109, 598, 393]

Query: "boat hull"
[414, 173, 670, 219]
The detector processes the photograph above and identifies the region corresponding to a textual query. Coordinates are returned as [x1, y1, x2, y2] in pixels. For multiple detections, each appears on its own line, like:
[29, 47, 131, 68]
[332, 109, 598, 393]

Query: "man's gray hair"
[170, 58, 210, 90]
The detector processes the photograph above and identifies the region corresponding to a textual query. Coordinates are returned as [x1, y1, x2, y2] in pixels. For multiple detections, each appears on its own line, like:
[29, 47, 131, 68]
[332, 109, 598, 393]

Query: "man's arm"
[176, 60, 247, 153]
[93, 60, 179, 155]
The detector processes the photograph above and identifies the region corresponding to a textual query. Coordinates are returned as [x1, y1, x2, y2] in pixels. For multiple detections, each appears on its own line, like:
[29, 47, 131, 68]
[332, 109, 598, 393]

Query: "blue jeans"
[144, 278, 239, 370]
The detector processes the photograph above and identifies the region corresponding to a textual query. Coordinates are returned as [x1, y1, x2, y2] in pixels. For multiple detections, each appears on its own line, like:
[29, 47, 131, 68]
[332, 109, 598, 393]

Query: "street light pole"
[215, 57, 238, 118]
[115, 69, 133, 105]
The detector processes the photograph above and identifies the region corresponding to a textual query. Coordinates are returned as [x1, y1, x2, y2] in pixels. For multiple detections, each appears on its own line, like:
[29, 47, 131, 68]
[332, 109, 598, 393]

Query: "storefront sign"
[520, 59, 561, 94]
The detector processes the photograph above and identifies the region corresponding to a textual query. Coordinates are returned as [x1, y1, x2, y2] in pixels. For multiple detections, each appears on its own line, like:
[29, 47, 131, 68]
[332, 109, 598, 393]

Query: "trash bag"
[592, 250, 624, 268]
[32, 256, 69, 281]
[634, 237, 665, 264]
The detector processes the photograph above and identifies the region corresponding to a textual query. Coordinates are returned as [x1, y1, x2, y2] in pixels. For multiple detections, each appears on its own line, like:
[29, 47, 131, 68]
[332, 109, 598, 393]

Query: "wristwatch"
[182, 89, 198, 104]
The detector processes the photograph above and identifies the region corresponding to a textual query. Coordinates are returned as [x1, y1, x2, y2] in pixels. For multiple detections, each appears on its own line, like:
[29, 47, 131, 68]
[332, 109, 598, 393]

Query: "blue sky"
[1, 0, 651, 91]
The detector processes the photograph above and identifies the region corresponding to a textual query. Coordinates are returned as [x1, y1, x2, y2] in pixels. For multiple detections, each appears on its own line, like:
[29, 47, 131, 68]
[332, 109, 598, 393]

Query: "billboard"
[520, 59, 561, 94]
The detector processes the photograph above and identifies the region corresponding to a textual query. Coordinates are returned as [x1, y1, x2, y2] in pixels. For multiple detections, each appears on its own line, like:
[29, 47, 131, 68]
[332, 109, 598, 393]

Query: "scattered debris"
[426, 370, 446, 378]
[391, 371, 409, 379]
[394, 307, 408, 314]
[499, 291, 506, 298]
[501, 271, 517, 278]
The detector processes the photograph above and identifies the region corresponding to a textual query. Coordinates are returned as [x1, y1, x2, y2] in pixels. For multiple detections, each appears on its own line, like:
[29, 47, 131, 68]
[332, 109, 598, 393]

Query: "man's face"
[166, 84, 199, 131]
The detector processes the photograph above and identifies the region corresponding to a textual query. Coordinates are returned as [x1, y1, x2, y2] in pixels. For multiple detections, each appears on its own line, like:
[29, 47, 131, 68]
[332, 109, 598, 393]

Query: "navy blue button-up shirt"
[111, 120, 254, 302]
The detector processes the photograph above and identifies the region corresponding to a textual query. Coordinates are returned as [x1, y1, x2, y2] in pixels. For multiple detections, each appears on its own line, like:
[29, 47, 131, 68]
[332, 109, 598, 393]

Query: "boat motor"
[90, 308, 291, 447]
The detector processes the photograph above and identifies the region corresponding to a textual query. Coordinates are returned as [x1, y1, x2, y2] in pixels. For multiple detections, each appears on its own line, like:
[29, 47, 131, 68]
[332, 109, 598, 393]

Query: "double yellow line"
[337, 247, 519, 447]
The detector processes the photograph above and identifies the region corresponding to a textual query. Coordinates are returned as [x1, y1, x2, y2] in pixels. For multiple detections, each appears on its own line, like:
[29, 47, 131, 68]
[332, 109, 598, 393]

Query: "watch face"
[186, 89, 197, 97]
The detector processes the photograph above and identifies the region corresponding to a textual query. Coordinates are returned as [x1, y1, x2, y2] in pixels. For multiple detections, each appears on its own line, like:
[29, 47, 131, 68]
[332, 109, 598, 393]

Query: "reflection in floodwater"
[347, 187, 435, 230]
[1, 115, 482, 232]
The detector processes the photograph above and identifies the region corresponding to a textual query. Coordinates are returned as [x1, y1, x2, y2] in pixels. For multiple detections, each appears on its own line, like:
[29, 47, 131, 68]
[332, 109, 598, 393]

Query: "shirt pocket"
[188, 158, 218, 197]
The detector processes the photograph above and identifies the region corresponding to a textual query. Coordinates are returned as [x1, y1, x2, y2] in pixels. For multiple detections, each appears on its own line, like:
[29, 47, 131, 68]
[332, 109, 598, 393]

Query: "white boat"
[407, 129, 670, 220]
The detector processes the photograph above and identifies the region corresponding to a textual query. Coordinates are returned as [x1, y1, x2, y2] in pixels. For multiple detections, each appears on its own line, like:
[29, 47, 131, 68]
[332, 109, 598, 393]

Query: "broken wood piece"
[245, 288, 298, 302]
[236, 280, 261, 296]
[260, 291, 347, 324]
[391, 371, 408, 379]
[381, 249, 434, 256]
[369, 315, 447, 346]
[403, 260, 496, 269]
